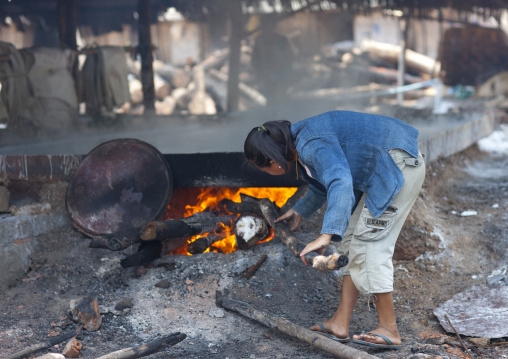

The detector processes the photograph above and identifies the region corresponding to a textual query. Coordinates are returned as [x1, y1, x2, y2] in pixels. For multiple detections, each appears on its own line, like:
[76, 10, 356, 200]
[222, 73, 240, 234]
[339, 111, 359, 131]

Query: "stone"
[155, 279, 171, 288]
[114, 297, 134, 311]
[434, 285, 508, 338]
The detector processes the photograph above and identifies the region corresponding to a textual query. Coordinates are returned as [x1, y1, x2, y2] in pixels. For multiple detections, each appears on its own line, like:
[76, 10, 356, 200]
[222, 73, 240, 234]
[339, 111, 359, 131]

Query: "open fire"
[164, 187, 298, 255]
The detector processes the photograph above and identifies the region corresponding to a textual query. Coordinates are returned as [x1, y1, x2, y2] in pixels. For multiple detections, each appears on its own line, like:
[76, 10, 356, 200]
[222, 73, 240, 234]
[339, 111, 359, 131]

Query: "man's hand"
[299, 234, 332, 265]
[274, 209, 302, 231]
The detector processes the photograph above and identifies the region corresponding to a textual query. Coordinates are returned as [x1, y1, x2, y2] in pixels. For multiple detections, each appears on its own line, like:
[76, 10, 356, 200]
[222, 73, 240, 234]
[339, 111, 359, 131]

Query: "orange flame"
[164, 187, 298, 255]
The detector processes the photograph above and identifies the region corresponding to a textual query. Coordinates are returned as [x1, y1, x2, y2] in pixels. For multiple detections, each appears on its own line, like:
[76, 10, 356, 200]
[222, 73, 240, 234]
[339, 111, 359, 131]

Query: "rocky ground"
[0, 141, 507, 359]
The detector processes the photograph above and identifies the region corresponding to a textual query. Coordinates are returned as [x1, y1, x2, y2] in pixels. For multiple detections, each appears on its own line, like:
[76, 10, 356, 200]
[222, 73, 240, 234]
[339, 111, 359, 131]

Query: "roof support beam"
[138, 0, 156, 113]
[57, 0, 77, 50]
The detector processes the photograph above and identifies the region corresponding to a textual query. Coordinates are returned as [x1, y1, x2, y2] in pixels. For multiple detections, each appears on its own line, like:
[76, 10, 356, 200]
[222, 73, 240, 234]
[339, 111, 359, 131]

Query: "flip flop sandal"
[352, 332, 401, 349]
[313, 322, 350, 343]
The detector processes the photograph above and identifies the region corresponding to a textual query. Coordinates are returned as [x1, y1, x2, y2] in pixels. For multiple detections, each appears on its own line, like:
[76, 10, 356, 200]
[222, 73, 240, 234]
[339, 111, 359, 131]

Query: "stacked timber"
[127, 46, 266, 115]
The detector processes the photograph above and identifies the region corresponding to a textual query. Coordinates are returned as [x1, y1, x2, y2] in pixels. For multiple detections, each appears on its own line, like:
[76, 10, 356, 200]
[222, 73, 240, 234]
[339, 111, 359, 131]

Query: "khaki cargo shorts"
[335, 149, 426, 295]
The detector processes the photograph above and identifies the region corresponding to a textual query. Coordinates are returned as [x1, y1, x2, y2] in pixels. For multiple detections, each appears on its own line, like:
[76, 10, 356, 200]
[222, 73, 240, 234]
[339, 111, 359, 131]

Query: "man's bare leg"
[352, 292, 401, 345]
[310, 275, 359, 338]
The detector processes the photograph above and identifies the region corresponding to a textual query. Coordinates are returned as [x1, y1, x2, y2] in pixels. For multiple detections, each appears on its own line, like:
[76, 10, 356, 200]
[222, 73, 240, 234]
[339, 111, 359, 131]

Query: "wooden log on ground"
[95, 332, 186, 359]
[3, 330, 79, 359]
[89, 227, 141, 251]
[216, 291, 377, 359]
[139, 212, 237, 241]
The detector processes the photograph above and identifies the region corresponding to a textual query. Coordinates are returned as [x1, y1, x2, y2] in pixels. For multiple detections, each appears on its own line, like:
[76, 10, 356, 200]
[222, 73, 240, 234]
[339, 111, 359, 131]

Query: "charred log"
[220, 198, 264, 216]
[139, 212, 236, 241]
[120, 241, 162, 268]
[95, 332, 186, 359]
[3, 330, 80, 359]
[89, 227, 141, 251]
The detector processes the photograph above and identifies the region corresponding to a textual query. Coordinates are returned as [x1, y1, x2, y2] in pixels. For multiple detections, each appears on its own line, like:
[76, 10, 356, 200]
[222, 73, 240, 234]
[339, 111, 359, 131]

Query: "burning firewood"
[216, 291, 377, 359]
[94, 332, 186, 359]
[139, 212, 236, 242]
[219, 198, 264, 216]
[234, 213, 270, 250]
[187, 233, 227, 254]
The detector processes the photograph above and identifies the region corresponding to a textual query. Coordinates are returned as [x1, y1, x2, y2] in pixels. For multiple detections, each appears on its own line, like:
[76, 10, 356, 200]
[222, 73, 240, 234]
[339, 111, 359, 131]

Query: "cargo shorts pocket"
[353, 205, 398, 241]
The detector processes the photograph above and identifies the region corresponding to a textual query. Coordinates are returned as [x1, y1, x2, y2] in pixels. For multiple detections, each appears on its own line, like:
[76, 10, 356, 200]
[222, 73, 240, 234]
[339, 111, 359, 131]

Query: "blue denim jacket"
[291, 110, 419, 238]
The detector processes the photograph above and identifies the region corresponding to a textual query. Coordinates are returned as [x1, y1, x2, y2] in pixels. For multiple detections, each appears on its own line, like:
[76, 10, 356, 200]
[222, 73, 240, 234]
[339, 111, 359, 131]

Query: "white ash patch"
[120, 250, 269, 342]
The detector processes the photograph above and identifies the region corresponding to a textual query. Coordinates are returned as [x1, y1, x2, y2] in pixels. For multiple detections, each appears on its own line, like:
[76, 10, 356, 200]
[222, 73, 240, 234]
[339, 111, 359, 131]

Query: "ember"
[165, 187, 298, 255]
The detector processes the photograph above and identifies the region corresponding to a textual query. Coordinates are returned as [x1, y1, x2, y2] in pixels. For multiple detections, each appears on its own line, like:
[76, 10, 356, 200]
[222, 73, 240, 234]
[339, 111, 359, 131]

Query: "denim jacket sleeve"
[293, 134, 357, 238]
[292, 183, 327, 219]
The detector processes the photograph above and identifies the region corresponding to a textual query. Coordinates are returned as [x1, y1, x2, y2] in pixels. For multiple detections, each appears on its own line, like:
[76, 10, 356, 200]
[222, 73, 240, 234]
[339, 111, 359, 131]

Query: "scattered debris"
[487, 266, 507, 285]
[69, 296, 102, 331]
[460, 210, 477, 217]
[470, 337, 490, 347]
[62, 337, 82, 358]
[242, 254, 267, 279]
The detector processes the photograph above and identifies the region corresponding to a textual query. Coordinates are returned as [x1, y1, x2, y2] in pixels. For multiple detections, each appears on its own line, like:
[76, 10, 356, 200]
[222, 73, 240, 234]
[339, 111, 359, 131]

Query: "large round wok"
[66, 138, 173, 237]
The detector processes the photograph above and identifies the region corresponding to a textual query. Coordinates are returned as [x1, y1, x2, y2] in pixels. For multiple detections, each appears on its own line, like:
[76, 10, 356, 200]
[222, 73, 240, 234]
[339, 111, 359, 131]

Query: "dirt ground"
[0, 143, 507, 359]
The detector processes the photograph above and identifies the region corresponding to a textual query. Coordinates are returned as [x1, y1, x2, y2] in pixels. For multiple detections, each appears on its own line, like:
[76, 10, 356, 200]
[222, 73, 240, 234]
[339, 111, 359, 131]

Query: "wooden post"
[57, 0, 77, 50]
[138, 0, 156, 113]
[397, 13, 409, 105]
[226, 0, 242, 112]
[57, 0, 78, 94]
